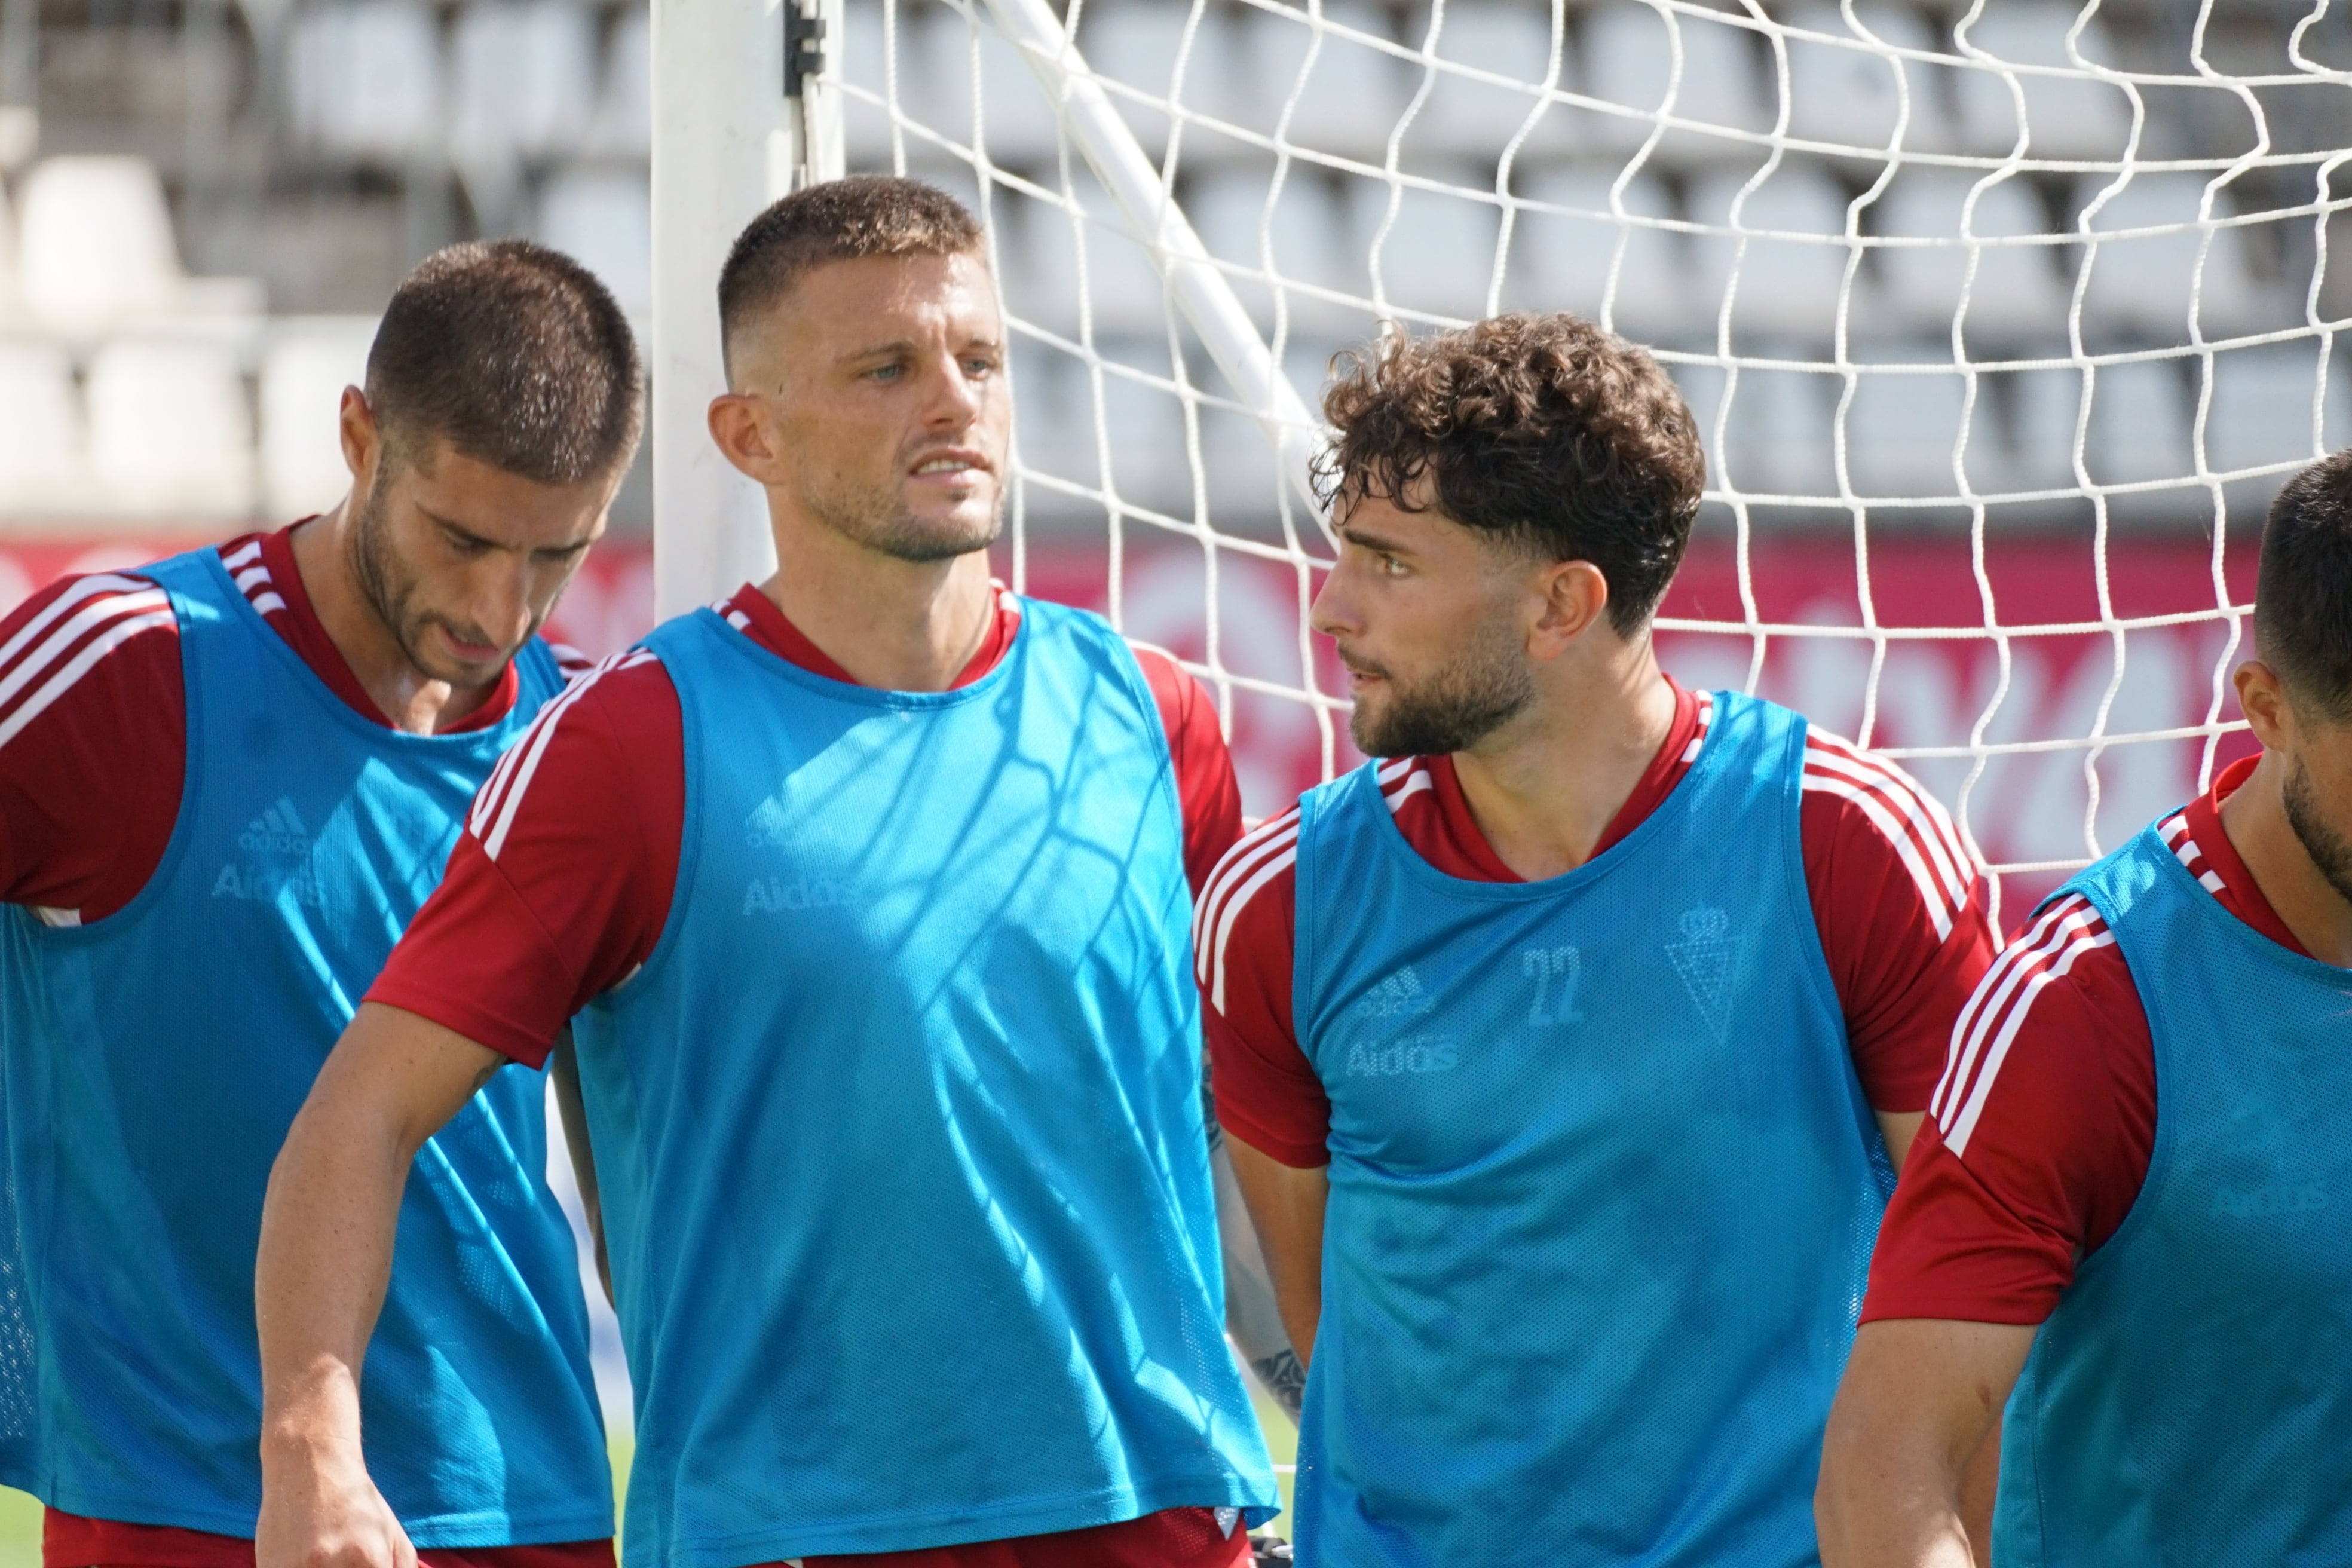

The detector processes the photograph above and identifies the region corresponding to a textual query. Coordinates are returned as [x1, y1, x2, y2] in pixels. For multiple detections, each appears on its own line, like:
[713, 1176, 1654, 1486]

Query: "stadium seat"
[1407, 5, 1578, 162]
[588, 4, 653, 158]
[260, 320, 374, 522]
[0, 342, 88, 516]
[1505, 164, 1690, 342]
[2087, 359, 2195, 488]
[1723, 366, 1839, 500]
[285, 0, 443, 164]
[1002, 176, 1180, 337]
[1780, 2, 1953, 157]
[836, 0, 899, 165]
[1581, 1, 1769, 163]
[1949, 4, 2131, 163]
[2203, 343, 2352, 477]
[449, 0, 598, 228]
[16, 156, 257, 333]
[1842, 360, 2011, 499]
[1690, 164, 1870, 345]
[2077, 173, 2267, 344]
[1189, 168, 1367, 334]
[1353, 169, 1504, 326]
[912, 8, 1066, 167]
[2009, 365, 2088, 492]
[1875, 169, 2071, 343]
[1209, 3, 1405, 164]
[537, 166, 652, 321]
[85, 339, 256, 519]
[1074, 0, 1201, 164]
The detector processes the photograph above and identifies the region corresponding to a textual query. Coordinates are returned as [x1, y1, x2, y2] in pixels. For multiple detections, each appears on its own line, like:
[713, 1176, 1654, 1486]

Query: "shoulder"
[0, 570, 182, 748]
[1796, 724, 1979, 941]
[466, 647, 674, 860]
[543, 640, 598, 682]
[1928, 890, 2139, 1157]
[1195, 804, 1306, 1010]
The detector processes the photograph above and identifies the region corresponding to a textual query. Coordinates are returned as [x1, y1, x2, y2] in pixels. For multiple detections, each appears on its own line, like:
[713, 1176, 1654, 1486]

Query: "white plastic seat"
[1842, 363, 2008, 498]
[1582, 2, 1769, 163]
[1003, 177, 1178, 336]
[1190, 168, 1368, 334]
[1690, 165, 1867, 344]
[2078, 174, 2266, 343]
[1356, 172, 1503, 326]
[1506, 165, 1691, 341]
[537, 166, 652, 320]
[1208, 4, 1405, 164]
[2009, 366, 2087, 492]
[837, 0, 900, 165]
[1410, 7, 1577, 159]
[2203, 344, 2352, 478]
[1876, 170, 2070, 342]
[286, 0, 443, 163]
[18, 157, 185, 330]
[912, 10, 1066, 167]
[587, 5, 652, 158]
[1723, 367, 1838, 499]
[2087, 360, 2194, 488]
[0, 344, 88, 516]
[85, 340, 256, 519]
[449, 1, 598, 163]
[1074, 0, 1209, 164]
[261, 320, 376, 521]
[1949, 5, 2130, 163]
[1780, 2, 1953, 156]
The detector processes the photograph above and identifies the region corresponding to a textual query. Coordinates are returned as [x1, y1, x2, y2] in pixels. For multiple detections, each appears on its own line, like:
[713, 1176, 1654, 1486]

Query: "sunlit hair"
[1315, 313, 1706, 637]
[367, 239, 643, 485]
[718, 176, 985, 374]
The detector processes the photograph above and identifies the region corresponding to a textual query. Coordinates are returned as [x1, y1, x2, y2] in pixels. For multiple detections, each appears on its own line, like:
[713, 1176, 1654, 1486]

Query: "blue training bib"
[0, 547, 611, 1545]
[1290, 691, 1889, 1568]
[1995, 820, 2352, 1565]
[570, 600, 1275, 1567]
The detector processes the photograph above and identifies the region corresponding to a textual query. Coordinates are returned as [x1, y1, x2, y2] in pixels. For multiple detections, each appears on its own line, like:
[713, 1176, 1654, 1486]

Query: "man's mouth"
[909, 449, 990, 479]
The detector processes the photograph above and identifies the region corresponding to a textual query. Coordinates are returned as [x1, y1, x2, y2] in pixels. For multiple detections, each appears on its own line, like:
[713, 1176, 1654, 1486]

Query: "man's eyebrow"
[837, 339, 918, 363]
[1337, 522, 1411, 557]
[419, 507, 497, 550]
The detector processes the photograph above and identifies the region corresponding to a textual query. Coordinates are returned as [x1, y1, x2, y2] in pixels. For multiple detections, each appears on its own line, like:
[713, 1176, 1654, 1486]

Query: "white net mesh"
[833, 0, 2352, 922]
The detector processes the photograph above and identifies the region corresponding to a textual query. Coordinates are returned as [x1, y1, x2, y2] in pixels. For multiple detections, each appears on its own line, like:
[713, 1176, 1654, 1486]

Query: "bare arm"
[1815, 1317, 2036, 1568]
[1875, 1111, 1922, 1177]
[255, 1003, 510, 1568]
[1224, 1137, 1328, 1372]
[547, 1029, 613, 1308]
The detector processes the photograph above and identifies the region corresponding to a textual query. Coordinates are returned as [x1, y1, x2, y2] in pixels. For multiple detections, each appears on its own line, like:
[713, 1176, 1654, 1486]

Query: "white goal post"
[654, 0, 2352, 928]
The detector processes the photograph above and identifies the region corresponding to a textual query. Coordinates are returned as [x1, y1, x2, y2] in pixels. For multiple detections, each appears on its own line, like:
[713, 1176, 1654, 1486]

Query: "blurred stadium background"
[4, 0, 2352, 1546]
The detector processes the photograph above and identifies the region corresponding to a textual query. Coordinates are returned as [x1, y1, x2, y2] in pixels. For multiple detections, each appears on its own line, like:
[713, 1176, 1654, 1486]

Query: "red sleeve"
[1129, 644, 1244, 896]
[366, 653, 684, 1068]
[1799, 733, 1999, 1114]
[0, 572, 184, 923]
[1195, 810, 1330, 1168]
[1861, 893, 2156, 1325]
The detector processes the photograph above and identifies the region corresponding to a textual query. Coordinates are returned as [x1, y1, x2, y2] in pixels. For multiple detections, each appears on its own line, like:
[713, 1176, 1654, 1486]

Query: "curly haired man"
[1202, 315, 1998, 1567]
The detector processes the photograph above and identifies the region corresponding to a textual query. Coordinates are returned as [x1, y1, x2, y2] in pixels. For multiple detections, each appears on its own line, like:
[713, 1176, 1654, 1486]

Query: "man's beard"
[348, 476, 521, 683]
[2282, 753, 2352, 906]
[803, 469, 1002, 564]
[1345, 624, 1535, 759]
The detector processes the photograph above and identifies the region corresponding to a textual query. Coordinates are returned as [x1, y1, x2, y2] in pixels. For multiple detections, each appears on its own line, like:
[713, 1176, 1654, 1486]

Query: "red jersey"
[0, 523, 599, 1568]
[368, 585, 1250, 1568]
[1200, 681, 1999, 1169]
[1862, 754, 2292, 1325]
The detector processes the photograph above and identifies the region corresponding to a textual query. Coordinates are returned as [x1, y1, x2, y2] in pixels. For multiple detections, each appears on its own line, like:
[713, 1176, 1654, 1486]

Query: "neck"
[759, 505, 995, 693]
[1446, 636, 1679, 882]
[2218, 749, 2352, 966]
[291, 504, 490, 736]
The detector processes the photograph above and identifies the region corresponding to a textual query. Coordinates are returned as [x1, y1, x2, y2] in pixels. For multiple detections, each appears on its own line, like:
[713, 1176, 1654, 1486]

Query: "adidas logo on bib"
[1355, 966, 1436, 1020]
[214, 795, 323, 906]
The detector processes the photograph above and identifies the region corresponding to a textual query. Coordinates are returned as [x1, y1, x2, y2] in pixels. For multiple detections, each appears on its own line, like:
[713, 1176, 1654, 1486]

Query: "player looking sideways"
[1815, 452, 2352, 1565]
[0, 241, 639, 1568]
[1204, 314, 1997, 1567]
[252, 177, 1278, 1568]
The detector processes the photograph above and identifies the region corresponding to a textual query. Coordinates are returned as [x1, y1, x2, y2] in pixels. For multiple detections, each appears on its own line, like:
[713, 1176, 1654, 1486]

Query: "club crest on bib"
[1666, 906, 1738, 1043]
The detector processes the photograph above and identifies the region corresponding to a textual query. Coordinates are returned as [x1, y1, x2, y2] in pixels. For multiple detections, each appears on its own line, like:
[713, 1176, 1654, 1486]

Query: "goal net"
[828, 0, 2351, 929]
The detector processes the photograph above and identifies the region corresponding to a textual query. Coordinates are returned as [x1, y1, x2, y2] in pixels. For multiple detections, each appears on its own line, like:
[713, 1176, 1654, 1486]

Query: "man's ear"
[338, 387, 381, 491]
[1526, 558, 1611, 662]
[2237, 659, 2295, 752]
[708, 392, 782, 483]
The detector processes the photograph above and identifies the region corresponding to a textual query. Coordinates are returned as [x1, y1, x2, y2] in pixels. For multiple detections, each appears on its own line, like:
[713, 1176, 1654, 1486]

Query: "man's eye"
[1379, 554, 1405, 576]
[869, 363, 904, 382]
[965, 358, 998, 378]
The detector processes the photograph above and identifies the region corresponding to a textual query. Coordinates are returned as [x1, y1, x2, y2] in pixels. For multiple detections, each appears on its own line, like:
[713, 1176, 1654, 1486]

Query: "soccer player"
[1202, 314, 1998, 1566]
[1813, 456, 2352, 1563]
[0, 241, 640, 1568]
[252, 177, 1277, 1568]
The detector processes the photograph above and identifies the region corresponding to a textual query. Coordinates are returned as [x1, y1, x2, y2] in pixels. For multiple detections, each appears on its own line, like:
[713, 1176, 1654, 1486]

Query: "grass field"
[0, 1392, 1297, 1560]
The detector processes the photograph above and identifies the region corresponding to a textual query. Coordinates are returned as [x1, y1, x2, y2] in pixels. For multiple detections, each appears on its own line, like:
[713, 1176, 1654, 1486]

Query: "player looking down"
[253, 177, 1278, 1568]
[1815, 452, 2352, 1565]
[1205, 314, 1997, 1566]
[0, 242, 639, 1568]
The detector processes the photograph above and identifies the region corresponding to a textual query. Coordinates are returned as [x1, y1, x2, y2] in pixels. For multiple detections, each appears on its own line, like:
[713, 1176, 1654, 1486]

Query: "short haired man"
[253, 177, 1277, 1568]
[0, 241, 641, 1568]
[1815, 452, 2352, 1564]
[1206, 315, 1997, 1566]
